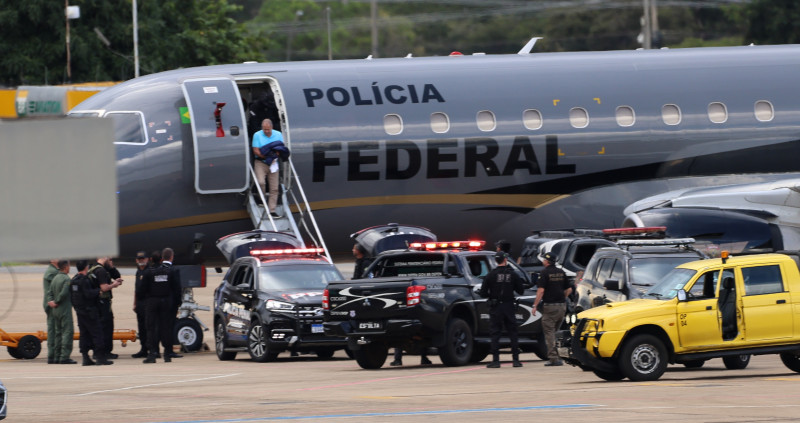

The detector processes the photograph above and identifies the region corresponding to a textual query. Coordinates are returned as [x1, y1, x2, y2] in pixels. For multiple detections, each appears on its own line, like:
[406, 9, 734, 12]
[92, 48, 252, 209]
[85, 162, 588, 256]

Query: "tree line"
[0, 0, 796, 86]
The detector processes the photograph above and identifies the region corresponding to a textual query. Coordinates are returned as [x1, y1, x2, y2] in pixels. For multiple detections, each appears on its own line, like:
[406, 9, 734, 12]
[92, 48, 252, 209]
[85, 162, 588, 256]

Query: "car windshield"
[629, 256, 700, 293]
[258, 264, 342, 291]
[645, 268, 697, 300]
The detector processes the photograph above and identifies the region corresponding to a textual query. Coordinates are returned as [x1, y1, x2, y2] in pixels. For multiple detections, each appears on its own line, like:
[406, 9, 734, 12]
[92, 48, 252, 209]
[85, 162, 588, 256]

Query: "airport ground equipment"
[1, 327, 137, 359]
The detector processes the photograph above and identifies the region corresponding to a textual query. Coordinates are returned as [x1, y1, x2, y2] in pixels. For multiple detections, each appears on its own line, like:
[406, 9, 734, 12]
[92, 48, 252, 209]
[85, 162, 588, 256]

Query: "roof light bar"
[250, 247, 325, 256]
[616, 238, 696, 247]
[602, 226, 667, 236]
[409, 240, 485, 251]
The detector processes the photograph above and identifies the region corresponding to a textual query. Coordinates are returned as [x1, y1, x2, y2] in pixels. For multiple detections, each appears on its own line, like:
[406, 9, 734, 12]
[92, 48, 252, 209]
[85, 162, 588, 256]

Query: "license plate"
[311, 324, 324, 334]
[358, 321, 382, 330]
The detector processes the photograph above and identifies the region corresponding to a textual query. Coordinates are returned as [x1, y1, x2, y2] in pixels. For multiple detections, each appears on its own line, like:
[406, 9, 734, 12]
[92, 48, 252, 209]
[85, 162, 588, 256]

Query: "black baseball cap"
[543, 252, 557, 263]
[136, 251, 147, 259]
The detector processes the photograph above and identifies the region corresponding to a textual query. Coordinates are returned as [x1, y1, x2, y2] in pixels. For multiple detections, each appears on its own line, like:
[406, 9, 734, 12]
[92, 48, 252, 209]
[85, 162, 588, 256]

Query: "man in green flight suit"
[50, 260, 76, 364]
[42, 259, 59, 364]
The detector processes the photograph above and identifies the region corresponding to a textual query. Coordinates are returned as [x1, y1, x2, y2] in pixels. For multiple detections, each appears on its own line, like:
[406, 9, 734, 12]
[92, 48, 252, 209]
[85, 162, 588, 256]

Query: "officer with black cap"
[480, 251, 525, 368]
[532, 252, 571, 366]
[131, 251, 150, 358]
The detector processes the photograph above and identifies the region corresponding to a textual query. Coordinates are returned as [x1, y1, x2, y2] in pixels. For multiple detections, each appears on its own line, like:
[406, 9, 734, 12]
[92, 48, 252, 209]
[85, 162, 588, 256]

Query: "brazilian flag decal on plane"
[179, 107, 190, 124]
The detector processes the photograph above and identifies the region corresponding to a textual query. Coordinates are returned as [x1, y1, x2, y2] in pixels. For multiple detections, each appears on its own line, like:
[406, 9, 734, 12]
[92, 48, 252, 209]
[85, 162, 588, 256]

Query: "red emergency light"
[409, 240, 485, 251]
[250, 247, 325, 256]
[602, 226, 666, 236]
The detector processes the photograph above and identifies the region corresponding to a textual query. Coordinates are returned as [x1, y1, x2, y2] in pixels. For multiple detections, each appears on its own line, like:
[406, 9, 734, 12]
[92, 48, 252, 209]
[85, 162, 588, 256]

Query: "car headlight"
[266, 299, 295, 311]
[569, 313, 577, 324]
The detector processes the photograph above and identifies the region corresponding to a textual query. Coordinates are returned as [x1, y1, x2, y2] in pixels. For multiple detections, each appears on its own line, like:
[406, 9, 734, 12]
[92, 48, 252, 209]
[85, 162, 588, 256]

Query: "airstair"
[244, 160, 331, 261]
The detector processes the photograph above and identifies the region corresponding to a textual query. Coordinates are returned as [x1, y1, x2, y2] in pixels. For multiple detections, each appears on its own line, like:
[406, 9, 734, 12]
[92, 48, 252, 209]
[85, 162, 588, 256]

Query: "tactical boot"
[95, 354, 114, 365]
[389, 360, 402, 366]
[131, 349, 148, 358]
[512, 360, 523, 368]
[82, 353, 96, 366]
[143, 355, 157, 364]
[486, 361, 501, 368]
[60, 358, 78, 364]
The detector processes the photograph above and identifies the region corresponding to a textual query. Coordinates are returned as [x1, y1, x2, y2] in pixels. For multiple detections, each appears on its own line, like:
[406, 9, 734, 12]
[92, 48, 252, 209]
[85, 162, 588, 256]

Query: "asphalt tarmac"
[3, 265, 800, 422]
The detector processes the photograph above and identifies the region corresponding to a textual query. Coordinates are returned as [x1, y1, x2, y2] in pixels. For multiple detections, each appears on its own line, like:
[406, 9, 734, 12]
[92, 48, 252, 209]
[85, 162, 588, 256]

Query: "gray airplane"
[70, 42, 800, 264]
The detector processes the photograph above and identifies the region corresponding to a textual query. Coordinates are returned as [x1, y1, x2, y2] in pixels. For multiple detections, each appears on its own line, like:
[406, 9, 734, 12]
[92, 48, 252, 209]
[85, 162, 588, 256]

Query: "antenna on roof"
[518, 37, 543, 55]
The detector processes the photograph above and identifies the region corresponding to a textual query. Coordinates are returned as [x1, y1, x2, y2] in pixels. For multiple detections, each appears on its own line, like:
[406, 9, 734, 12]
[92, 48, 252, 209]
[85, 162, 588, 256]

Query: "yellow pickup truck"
[559, 252, 800, 381]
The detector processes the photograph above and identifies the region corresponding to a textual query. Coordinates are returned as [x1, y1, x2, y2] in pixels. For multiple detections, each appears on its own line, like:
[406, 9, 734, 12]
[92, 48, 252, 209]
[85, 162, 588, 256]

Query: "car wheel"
[344, 347, 354, 359]
[780, 351, 800, 373]
[215, 320, 237, 361]
[682, 359, 706, 369]
[16, 335, 41, 359]
[723, 354, 750, 370]
[174, 317, 203, 352]
[316, 348, 336, 359]
[353, 343, 388, 369]
[247, 318, 278, 362]
[438, 317, 473, 367]
[592, 368, 625, 381]
[470, 344, 490, 363]
[618, 334, 667, 381]
[533, 332, 549, 361]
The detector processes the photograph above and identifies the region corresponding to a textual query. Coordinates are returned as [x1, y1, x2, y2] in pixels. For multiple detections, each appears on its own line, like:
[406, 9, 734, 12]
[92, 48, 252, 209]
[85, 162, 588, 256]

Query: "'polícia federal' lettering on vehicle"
[281, 291, 323, 301]
[223, 302, 249, 320]
[312, 136, 575, 182]
[303, 83, 444, 107]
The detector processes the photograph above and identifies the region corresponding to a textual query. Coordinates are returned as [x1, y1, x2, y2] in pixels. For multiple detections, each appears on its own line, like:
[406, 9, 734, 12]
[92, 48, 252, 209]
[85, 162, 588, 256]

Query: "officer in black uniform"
[532, 252, 572, 366]
[140, 249, 180, 363]
[89, 257, 123, 359]
[351, 243, 372, 280]
[480, 251, 525, 368]
[71, 260, 113, 366]
[132, 251, 150, 358]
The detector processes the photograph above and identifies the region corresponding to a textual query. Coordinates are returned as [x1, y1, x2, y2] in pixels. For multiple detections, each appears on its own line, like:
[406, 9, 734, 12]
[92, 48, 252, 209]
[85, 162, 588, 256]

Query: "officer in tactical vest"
[140, 248, 180, 363]
[480, 251, 525, 368]
[71, 260, 113, 365]
[532, 252, 572, 366]
[89, 257, 123, 359]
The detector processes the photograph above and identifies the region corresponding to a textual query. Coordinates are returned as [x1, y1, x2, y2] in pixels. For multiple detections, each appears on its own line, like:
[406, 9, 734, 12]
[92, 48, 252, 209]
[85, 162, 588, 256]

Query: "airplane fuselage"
[72, 44, 800, 263]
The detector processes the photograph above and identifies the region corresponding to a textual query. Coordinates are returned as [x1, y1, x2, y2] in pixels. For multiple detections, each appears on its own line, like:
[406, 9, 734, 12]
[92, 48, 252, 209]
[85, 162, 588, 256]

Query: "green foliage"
[0, 0, 261, 86]
[745, 0, 800, 44]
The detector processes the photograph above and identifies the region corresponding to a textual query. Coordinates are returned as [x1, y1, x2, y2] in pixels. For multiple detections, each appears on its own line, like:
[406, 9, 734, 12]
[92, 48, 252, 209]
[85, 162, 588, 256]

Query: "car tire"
[682, 359, 706, 368]
[722, 354, 750, 370]
[174, 317, 203, 352]
[780, 352, 800, 373]
[247, 318, 278, 362]
[470, 344, 490, 363]
[16, 335, 41, 359]
[344, 347, 354, 359]
[354, 343, 388, 369]
[438, 317, 473, 367]
[618, 334, 668, 382]
[533, 332, 549, 361]
[592, 368, 625, 381]
[215, 319, 237, 361]
[316, 348, 336, 359]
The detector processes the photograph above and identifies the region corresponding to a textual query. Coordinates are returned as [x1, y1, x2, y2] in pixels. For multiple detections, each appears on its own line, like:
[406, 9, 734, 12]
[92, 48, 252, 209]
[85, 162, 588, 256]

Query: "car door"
[677, 268, 725, 349]
[740, 263, 794, 341]
[220, 262, 256, 345]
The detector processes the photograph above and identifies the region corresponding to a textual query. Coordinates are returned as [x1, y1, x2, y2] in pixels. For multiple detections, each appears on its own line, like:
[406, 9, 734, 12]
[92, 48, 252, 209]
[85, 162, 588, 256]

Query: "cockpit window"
[104, 111, 147, 145]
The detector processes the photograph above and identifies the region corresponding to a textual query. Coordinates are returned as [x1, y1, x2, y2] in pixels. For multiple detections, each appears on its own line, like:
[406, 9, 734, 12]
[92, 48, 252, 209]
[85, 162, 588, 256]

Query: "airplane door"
[181, 77, 249, 194]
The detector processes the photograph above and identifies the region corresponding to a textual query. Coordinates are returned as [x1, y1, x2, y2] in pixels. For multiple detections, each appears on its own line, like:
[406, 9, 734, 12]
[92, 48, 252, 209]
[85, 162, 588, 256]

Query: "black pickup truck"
[323, 241, 546, 369]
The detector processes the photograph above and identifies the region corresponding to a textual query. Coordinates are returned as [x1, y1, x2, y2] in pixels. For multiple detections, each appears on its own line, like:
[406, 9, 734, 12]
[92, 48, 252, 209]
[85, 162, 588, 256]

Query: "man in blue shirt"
[251, 118, 289, 217]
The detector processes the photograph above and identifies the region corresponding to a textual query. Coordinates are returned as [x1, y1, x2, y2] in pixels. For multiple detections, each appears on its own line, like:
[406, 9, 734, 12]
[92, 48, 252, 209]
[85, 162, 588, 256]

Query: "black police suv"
[213, 247, 347, 361]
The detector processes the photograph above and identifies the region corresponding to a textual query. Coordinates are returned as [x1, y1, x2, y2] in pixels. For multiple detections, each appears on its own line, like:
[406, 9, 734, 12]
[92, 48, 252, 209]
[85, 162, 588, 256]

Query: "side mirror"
[677, 290, 687, 302]
[235, 283, 254, 294]
[603, 279, 623, 291]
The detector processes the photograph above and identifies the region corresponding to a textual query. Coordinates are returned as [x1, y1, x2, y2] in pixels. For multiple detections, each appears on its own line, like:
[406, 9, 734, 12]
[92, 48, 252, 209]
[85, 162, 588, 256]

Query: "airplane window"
[615, 106, 635, 127]
[523, 109, 543, 130]
[569, 107, 589, 129]
[708, 102, 728, 123]
[661, 104, 681, 125]
[755, 100, 774, 122]
[384, 114, 403, 135]
[476, 110, 496, 132]
[104, 111, 147, 144]
[430, 112, 450, 133]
